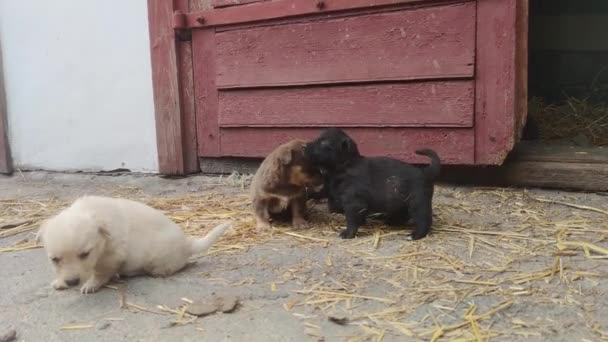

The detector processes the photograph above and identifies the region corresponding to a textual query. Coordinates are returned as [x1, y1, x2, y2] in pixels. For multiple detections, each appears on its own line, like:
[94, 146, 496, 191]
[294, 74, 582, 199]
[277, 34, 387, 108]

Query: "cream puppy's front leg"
[80, 257, 121, 294]
[80, 272, 114, 294]
[51, 278, 69, 290]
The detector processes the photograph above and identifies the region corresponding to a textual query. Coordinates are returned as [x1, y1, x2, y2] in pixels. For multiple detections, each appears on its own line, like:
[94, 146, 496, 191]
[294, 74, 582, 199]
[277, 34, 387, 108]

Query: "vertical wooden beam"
[475, 0, 528, 165]
[514, 0, 529, 142]
[193, 28, 221, 157]
[0, 39, 13, 175]
[147, 0, 199, 175]
[177, 0, 200, 174]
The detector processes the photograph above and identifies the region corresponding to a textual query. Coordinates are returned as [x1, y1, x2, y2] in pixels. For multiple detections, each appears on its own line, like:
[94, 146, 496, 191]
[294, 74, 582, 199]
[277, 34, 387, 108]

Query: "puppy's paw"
[80, 279, 102, 294]
[409, 232, 428, 241]
[51, 279, 69, 290]
[292, 218, 309, 229]
[255, 222, 271, 233]
[339, 230, 356, 239]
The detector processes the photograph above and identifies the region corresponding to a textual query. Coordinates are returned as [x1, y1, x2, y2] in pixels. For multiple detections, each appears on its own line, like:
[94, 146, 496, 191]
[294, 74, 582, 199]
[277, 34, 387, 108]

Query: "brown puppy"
[251, 139, 323, 231]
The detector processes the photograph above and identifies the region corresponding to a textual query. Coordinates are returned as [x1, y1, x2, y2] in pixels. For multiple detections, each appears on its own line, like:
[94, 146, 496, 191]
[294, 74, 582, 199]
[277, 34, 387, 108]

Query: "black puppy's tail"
[415, 149, 441, 180]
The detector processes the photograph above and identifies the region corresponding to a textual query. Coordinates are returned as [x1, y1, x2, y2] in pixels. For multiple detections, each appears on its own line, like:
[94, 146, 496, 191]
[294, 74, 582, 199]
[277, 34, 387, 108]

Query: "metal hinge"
[173, 11, 192, 41]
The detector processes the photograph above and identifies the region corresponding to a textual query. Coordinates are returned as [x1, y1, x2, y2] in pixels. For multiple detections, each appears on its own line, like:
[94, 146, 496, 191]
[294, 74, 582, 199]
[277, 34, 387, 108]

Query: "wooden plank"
[0, 40, 12, 175]
[192, 28, 221, 156]
[442, 141, 608, 191]
[199, 157, 261, 174]
[182, 0, 470, 28]
[474, 0, 528, 165]
[218, 81, 474, 127]
[148, 0, 185, 175]
[439, 162, 608, 192]
[214, 2, 476, 87]
[510, 142, 608, 164]
[500, 161, 608, 191]
[177, 31, 200, 173]
[218, 128, 474, 164]
[191, 0, 213, 11]
[212, 0, 266, 8]
[514, 0, 529, 141]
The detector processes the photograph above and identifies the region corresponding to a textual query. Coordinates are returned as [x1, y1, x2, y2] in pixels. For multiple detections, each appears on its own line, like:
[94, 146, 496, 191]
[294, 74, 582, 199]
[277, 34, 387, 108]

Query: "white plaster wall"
[0, 0, 158, 172]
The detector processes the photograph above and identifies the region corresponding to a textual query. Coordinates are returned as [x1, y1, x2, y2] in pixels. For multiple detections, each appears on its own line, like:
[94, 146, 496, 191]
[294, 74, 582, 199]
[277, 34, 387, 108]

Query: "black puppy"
[304, 128, 440, 240]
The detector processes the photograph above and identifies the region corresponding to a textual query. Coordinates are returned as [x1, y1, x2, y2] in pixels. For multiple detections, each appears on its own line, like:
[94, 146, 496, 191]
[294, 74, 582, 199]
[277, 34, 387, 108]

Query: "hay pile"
[0, 198, 66, 251]
[528, 96, 608, 146]
[1, 187, 608, 340]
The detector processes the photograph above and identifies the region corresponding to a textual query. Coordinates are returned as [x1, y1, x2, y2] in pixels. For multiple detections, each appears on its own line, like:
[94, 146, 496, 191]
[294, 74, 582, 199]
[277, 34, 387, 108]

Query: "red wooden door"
[160, 0, 527, 173]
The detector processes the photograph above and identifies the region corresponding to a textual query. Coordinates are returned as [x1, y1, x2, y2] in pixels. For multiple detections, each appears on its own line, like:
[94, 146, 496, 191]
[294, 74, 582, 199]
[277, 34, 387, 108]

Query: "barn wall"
[0, 0, 158, 172]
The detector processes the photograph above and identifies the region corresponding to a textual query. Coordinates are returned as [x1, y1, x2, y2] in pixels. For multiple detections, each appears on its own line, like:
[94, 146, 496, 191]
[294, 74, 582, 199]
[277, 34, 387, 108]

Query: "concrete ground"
[1, 172, 607, 342]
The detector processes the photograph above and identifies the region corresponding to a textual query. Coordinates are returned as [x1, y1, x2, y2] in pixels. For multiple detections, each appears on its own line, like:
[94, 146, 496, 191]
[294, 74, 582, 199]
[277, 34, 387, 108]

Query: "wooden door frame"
[147, 0, 199, 175]
[474, 0, 528, 164]
[147, 0, 528, 175]
[0, 38, 12, 175]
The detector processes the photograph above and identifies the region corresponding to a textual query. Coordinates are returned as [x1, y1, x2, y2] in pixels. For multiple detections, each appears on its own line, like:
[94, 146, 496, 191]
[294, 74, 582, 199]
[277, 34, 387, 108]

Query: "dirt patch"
[1, 172, 607, 341]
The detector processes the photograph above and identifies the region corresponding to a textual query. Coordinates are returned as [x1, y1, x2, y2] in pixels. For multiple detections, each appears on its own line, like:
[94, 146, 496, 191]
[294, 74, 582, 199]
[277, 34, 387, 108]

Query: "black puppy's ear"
[341, 138, 353, 153]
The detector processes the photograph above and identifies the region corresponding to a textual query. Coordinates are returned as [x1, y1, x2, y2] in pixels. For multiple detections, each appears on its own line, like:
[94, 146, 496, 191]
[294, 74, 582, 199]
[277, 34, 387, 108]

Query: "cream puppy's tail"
[189, 221, 232, 255]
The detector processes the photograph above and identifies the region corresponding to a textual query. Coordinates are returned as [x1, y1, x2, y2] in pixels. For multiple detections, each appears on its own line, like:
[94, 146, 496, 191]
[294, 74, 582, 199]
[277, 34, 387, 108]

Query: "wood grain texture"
[500, 161, 608, 191]
[0, 40, 12, 174]
[148, 0, 184, 175]
[514, 0, 529, 141]
[218, 128, 474, 164]
[191, 0, 214, 11]
[212, 0, 266, 8]
[174, 0, 200, 173]
[510, 142, 608, 164]
[214, 2, 475, 87]
[177, 37, 200, 173]
[192, 29, 221, 156]
[439, 162, 608, 192]
[184, 0, 467, 28]
[218, 81, 474, 127]
[474, 0, 528, 165]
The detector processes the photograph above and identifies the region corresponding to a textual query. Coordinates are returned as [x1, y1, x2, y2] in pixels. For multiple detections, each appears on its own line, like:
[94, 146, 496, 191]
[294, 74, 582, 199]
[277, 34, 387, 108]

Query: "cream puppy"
[36, 196, 231, 294]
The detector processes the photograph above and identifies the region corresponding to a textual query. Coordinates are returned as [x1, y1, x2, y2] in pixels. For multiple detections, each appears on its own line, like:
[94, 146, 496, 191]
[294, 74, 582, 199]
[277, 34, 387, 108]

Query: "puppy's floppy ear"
[277, 148, 293, 165]
[340, 137, 355, 154]
[90, 213, 110, 238]
[97, 220, 110, 239]
[98, 224, 110, 238]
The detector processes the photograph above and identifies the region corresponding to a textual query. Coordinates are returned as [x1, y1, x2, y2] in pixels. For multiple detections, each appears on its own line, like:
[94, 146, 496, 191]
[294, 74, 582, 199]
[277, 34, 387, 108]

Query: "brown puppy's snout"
[65, 278, 80, 287]
[309, 170, 323, 187]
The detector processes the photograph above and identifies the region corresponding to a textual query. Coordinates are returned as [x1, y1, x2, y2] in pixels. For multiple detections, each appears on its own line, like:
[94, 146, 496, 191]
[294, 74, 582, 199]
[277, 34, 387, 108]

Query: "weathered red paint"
[150, 0, 528, 174]
[176, 32, 200, 173]
[148, 0, 183, 174]
[178, 0, 469, 29]
[147, 0, 199, 174]
[192, 28, 221, 157]
[219, 128, 474, 164]
[218, 81, 474, 127]
[474, 0, 528, 164]
[212, 0, 266, 8]
[215, 3, 475, 88]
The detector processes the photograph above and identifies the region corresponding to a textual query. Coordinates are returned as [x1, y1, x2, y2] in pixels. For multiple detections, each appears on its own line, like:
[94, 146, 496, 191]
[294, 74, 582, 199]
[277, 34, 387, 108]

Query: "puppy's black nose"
[65, 278, 80, 287]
